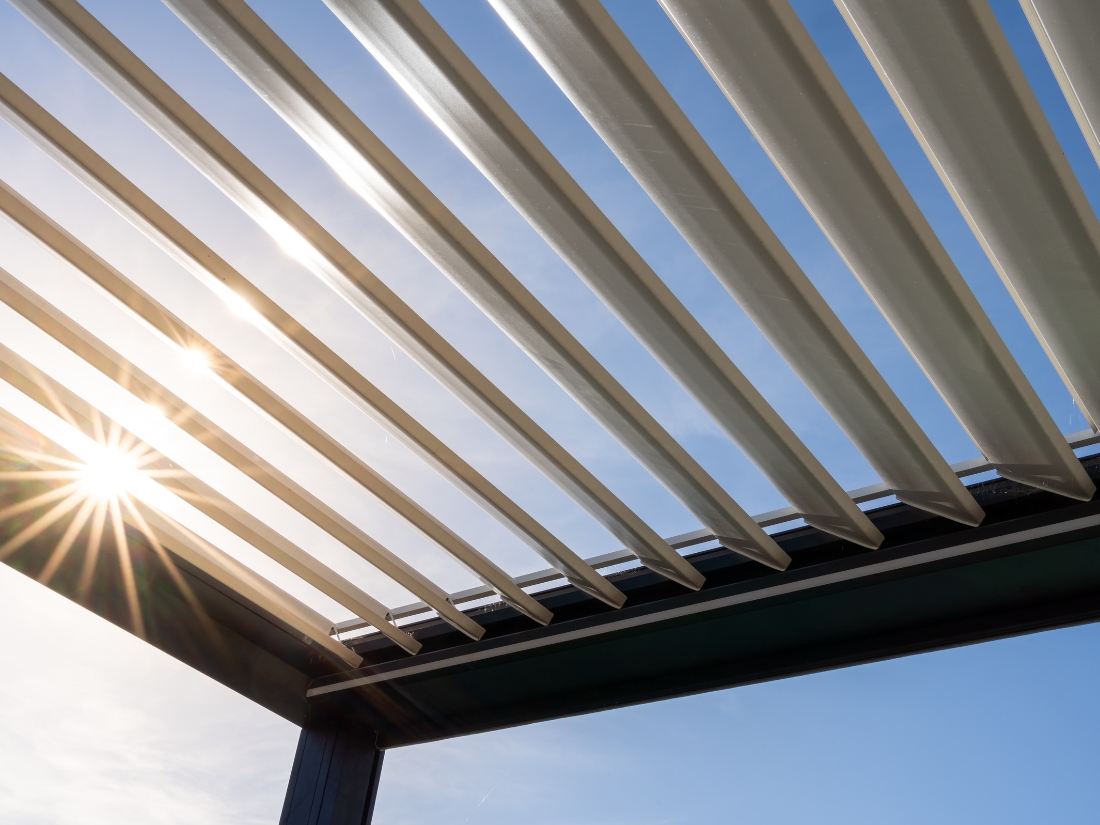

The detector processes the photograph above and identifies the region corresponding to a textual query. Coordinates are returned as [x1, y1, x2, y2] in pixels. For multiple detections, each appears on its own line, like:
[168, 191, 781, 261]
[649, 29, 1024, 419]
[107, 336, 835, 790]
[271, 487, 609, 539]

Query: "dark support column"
[279, 717, 385, 825]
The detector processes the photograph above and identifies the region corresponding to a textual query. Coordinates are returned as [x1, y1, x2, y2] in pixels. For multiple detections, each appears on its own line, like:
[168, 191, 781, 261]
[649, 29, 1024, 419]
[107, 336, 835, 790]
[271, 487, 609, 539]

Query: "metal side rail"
[312, 449, 1100, 747]
[333, 429, 1100, 635]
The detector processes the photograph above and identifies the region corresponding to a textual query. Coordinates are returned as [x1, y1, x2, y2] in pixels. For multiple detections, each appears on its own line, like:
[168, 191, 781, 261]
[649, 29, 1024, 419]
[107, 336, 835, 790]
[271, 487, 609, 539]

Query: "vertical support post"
[279, 717, 385, 825]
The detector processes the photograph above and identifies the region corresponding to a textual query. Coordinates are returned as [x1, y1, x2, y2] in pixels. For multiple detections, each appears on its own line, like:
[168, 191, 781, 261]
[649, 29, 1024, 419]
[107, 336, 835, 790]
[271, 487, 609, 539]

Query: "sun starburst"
[0, 413, 205, 639]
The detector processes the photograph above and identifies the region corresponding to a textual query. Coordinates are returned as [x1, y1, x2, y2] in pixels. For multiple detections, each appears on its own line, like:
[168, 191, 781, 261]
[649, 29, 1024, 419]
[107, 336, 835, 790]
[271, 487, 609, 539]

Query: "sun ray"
[118, 491, 220, 642]
[116, 429, 139, 456]
[129, 446, 166, 468]
[39, 493, 98, 586]
[76, 496, 109, 602]
[105, 418, 122, 454]
[89, 407, 107, 449]
[0, 445, 86, 470]
[109, 494, 145, 638]
[0, 487, 88, 561]
[0, 481, 83, 522]
[0, 471, 85, 481]
[20, 361, 81, 433]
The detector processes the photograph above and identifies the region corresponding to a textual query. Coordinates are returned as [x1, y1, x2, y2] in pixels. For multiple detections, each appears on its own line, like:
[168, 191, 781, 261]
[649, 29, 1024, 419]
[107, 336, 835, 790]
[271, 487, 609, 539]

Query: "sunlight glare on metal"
[179, 347, 210, 373]
[78, 444, 139, 501]
[266, 218, 318, 268]
[219, 287, 264, 325]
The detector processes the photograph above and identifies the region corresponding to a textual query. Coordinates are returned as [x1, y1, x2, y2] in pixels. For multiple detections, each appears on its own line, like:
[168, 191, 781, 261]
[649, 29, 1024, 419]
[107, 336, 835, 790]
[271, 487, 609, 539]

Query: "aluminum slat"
[134, 500, 363, 667]
[0, 283, 422, 654]
[0, 178, 491, 639]
[0, 70, 624, 611]
[166, 0, 797, 573]
[11, 0, 696, 591]
[661, 0, 1094, 502]
[1022, 0, 1100, 173]
[490, 0, 984, 527]
[835, 0, 1100, 432]
[324, 0, 883, 550]
[0, 369, 363, 667]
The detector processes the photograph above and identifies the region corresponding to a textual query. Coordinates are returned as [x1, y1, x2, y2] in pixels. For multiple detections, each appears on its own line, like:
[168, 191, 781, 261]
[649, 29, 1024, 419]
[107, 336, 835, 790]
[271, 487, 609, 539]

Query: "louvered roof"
[0, 0, 1097, 668]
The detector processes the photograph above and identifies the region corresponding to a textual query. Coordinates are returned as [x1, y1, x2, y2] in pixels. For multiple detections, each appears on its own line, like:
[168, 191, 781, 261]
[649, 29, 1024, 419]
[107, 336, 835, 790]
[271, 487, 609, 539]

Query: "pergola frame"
[0, 0, 1098, 822]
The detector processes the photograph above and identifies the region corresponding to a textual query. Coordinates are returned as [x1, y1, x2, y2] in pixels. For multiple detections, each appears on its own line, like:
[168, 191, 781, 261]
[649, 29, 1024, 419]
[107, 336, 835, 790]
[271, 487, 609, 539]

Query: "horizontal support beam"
[309, 458, 1100, 747]
[334, 429, 1100, 635]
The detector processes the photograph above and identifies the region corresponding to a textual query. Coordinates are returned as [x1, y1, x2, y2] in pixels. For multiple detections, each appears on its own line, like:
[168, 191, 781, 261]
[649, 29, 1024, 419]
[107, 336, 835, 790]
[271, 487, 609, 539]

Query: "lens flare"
[79, 446, 138, 500]
[179, 348, 210, 373]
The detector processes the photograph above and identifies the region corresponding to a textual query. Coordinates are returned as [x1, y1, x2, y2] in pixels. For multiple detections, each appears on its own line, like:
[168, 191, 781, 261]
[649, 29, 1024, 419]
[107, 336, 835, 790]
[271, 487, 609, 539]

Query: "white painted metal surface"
[161, 0, 766, 578]
[0, 0, 1094, 662]
[661, 0, 1094, 502]
[337, 427, 1100, 636]
[132, 498, 364, 667]
[324, 0, 883, 552]
[9, 0, 700, 594]
[0, 355, 365, 666]
[490, 0, 983, 528]
[1023, 0, 1100, 172]
[0, 267, 423, 654]
[836, 0, 1100, 434]
[0, 175, 494, 638]
[0, 69, 625, 611]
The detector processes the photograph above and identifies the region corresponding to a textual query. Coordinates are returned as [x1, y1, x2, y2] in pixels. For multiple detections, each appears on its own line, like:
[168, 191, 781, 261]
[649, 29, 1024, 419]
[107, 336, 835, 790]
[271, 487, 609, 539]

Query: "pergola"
[0, 1, 1098, 822]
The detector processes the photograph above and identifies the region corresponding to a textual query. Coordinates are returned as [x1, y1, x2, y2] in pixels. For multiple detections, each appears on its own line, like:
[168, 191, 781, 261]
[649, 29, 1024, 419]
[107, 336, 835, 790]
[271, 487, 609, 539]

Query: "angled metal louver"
[0, 69, 625, 611]
[0, 176, 495, 638]
[834, 0, 1100, 434]
[0, 347, 365, 665]
[159, 0, 797, 571]
[1022, 0, 1100, 173]
[319, 0, 884, 551]
[0, 266, 423, 654]
[660, 0, 1094, 502]
[0, 0, 1094, 681]
[128, 496, 361, 666]
[10, 0, 706, 590]
[487, 0, 984, 528]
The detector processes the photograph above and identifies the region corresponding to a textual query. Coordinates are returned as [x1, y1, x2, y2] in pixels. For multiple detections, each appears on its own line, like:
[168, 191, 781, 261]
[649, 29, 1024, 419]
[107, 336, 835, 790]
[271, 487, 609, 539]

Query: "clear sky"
[0, 0, 1098, 822]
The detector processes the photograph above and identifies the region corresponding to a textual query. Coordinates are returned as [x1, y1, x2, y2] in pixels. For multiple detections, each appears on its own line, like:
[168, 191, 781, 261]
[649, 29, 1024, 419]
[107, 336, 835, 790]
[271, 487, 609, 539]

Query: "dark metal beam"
[311, 453, 1100, 747]
[3, 393, 1099, 750]
[280, 717, 384, 825]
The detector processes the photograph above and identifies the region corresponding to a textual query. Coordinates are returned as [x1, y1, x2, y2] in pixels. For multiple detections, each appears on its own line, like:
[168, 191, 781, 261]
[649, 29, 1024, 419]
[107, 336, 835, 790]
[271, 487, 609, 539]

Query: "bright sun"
[79, 447, 138, 500]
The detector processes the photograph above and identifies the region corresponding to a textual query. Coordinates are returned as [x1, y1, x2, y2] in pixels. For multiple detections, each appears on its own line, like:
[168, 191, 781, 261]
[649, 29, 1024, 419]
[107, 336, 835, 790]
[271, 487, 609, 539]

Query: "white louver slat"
[1022, 0, 1100, 173]
[488, 0, 985, 528]
[322, 0, 884, 551]
[835, 0, 1100, 435]
[0, 69, 626, 611]
[0, 0, 1093, 662]
[0, 350, 365, 665]
[660, 0, 1094, 502]
[0, 176, 492, 638]
[10, 0, 702, 592]
[0, 266, 423, 653]
[163, 0, 805, 570]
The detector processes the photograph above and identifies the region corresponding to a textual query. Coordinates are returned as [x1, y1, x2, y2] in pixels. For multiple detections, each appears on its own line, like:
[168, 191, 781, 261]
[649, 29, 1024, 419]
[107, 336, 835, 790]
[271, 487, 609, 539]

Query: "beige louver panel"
[160, 0, 802, 569]
[1023, 0, 1100, 173]
[0, 69, 625, 611]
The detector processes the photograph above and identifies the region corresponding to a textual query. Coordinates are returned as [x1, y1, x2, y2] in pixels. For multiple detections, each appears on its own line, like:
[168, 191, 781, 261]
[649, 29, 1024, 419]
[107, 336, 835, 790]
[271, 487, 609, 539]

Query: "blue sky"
[0, 0, 1098, 822]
